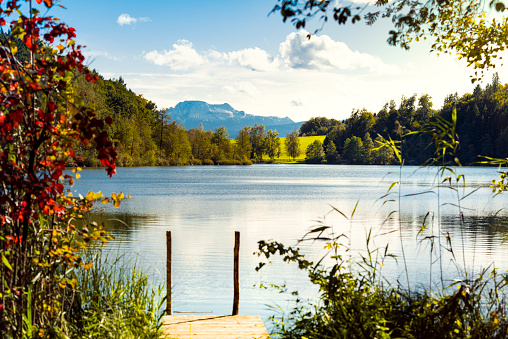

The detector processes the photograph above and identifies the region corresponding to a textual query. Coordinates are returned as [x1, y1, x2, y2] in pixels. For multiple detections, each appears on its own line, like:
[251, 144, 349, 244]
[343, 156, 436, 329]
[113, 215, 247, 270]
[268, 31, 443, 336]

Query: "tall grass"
[256, 106, 508, 338]
[61, 247, 166, 339]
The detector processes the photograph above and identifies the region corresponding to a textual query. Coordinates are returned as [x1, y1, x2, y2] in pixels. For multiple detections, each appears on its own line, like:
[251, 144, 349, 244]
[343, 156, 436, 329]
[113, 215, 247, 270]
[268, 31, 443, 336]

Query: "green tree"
[163, 121, 192, 165]
[250, 123, 266, 159]
[325, 140, 340, 164]
[189, 125, 213, 161]
[415, 94, 435, 125]
[305, 140, 325, 163]
[398, 95, 417, 129]
[285, 129, 301, 160]
[299, 117, 339, 136]
[265, 129, 282, 160]
[211, 126, 232, 162]
[343, 136, 364, 164]
[361, 132, 375, 165]
[235, 126, 253, 160]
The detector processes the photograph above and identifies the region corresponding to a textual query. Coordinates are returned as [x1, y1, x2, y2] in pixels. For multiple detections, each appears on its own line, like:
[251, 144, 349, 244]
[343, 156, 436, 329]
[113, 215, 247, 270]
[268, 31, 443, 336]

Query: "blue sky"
[42, 0, 506, 122]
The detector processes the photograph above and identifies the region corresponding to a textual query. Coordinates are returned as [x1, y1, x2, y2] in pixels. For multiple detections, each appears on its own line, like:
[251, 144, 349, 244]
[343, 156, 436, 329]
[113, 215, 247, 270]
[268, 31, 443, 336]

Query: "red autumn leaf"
[47, 101, 56, 112]
[36, 0, 43, 3]
[44, 0, 53, 8]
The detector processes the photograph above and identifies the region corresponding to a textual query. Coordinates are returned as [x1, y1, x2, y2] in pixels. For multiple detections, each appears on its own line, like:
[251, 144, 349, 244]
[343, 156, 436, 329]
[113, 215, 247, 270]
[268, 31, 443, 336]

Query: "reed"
[63, 247, 166, 339]
[256, 105, 508, 338]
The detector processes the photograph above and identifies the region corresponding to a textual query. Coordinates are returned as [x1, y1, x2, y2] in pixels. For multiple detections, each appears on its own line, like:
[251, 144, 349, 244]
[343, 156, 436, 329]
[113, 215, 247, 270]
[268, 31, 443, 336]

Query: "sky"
[39, 0, 508, 122]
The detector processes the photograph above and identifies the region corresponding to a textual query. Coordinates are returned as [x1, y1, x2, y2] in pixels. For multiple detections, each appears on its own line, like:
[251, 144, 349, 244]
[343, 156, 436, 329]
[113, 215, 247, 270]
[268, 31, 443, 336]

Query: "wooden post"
[232, 231, 240, 315]
[166, 231, 172, 315]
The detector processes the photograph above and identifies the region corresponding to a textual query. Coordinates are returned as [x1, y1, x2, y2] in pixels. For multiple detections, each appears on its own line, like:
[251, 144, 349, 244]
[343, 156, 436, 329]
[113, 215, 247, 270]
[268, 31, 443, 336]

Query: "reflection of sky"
[71, 165, 508, 325]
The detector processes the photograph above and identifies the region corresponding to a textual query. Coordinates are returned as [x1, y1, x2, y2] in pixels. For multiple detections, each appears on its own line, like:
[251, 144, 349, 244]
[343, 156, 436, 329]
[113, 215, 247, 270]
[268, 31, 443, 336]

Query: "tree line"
[300, 74, 508, 165]
[73, 72, 508, 167]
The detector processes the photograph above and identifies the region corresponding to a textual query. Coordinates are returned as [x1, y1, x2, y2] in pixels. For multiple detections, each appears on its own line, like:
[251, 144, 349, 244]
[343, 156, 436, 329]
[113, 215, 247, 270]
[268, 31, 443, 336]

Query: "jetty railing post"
[233, 231, 240, 315]
[166, 231, 172, 315]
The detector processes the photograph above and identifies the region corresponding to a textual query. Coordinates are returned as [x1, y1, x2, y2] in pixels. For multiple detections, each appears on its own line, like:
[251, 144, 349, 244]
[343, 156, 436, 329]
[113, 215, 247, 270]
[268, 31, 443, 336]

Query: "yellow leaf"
[76, 173, 81, 179]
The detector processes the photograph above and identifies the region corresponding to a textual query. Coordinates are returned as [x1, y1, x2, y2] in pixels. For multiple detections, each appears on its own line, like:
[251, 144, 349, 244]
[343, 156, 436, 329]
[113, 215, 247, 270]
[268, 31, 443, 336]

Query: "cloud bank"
[144, 30, 397, 75]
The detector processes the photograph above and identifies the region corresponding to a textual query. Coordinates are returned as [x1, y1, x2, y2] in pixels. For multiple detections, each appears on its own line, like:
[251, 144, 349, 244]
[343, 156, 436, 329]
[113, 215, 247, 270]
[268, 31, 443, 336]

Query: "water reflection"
[71, 165, 508, 323]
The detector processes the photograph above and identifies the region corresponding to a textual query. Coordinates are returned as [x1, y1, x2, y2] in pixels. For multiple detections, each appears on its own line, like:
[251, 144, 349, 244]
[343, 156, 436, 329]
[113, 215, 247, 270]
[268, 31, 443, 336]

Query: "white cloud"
[225, 47, 280, 72]
[290, 99, 304, 107]
[144, 40, 205, 70]
[117, 14, 151, 26]
[279, 30, 399, 74]
[117, 14, 137, 25]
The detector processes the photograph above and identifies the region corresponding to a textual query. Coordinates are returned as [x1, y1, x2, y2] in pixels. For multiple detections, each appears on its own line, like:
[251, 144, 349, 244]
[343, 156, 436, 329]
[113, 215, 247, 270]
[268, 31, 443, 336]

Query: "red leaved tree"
[0, 0, 121, 337]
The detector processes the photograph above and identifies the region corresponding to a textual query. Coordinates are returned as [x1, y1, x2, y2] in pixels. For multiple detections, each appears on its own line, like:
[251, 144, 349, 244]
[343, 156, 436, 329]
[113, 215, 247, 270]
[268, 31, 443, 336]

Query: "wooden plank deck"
[161, 315, 270, 339]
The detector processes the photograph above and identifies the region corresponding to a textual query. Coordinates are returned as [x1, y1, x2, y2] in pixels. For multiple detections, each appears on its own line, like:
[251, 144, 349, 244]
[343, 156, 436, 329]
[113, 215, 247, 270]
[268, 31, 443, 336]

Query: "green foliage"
[361, 132, 374, 164]
[371, 136, 395, 165]
[299, 77, 508, 166]
[265, 129, 282, 160]
[257, 236, 508, 338]
[324, 140, 340, 164]
[299, 117, 341, 136]
[235, 126, 253, 161]
[250, 123, 266, 159]
[305, 140, 325, 163]
[68, 249, 165, 339]
[211, 126, 233, 162]
[343, 136, 364, 164]
[285, 129, 301, 160]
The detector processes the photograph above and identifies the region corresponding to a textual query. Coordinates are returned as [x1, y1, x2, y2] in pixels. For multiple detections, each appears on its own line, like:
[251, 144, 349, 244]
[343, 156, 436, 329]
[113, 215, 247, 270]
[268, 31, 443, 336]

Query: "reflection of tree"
[85, 212, 158, 237]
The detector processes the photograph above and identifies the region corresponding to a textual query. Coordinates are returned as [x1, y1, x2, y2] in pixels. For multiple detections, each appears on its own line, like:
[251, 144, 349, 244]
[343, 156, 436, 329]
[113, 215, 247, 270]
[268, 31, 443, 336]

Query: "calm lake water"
[71, 164, 508, 327]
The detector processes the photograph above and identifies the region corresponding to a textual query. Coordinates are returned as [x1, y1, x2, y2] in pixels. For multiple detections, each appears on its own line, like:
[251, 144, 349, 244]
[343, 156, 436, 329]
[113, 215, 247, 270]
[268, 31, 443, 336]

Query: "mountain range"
[166, 101, 304, 137]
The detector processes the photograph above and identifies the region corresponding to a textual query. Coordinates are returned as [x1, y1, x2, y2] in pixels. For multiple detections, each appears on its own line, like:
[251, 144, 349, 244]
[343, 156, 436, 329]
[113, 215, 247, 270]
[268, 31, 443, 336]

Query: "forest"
[73, 72, 508, 167]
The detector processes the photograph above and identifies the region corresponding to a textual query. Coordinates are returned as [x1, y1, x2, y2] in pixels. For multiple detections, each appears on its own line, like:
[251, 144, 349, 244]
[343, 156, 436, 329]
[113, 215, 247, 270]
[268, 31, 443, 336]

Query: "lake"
[70, 164, 508, 327]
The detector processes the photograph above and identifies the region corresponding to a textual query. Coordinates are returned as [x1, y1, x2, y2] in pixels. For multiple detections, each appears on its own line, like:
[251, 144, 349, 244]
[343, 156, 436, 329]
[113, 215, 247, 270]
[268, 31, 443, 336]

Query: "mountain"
[166, 101, 304, 137]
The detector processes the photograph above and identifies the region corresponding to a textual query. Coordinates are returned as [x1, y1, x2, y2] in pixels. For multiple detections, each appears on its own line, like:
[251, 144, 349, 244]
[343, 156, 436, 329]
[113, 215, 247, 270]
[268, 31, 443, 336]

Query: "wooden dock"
[161, 315, 270, 339]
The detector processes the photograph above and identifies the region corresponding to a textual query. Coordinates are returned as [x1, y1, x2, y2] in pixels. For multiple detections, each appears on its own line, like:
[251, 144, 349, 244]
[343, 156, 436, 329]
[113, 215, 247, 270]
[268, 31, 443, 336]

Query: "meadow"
[261, 135, 326, 163]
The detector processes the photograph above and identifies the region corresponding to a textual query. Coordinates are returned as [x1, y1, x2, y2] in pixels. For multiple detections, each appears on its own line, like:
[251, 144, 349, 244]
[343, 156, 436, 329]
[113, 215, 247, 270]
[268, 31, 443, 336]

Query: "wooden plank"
[161, 315, 270, 339]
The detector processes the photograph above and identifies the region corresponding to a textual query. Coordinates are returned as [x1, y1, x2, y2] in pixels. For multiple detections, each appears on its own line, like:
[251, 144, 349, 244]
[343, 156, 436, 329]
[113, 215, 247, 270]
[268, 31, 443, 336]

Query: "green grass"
[266, 135, 326, 163]
[65, 247, 166, 339]
[229, 135, 326, 163]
